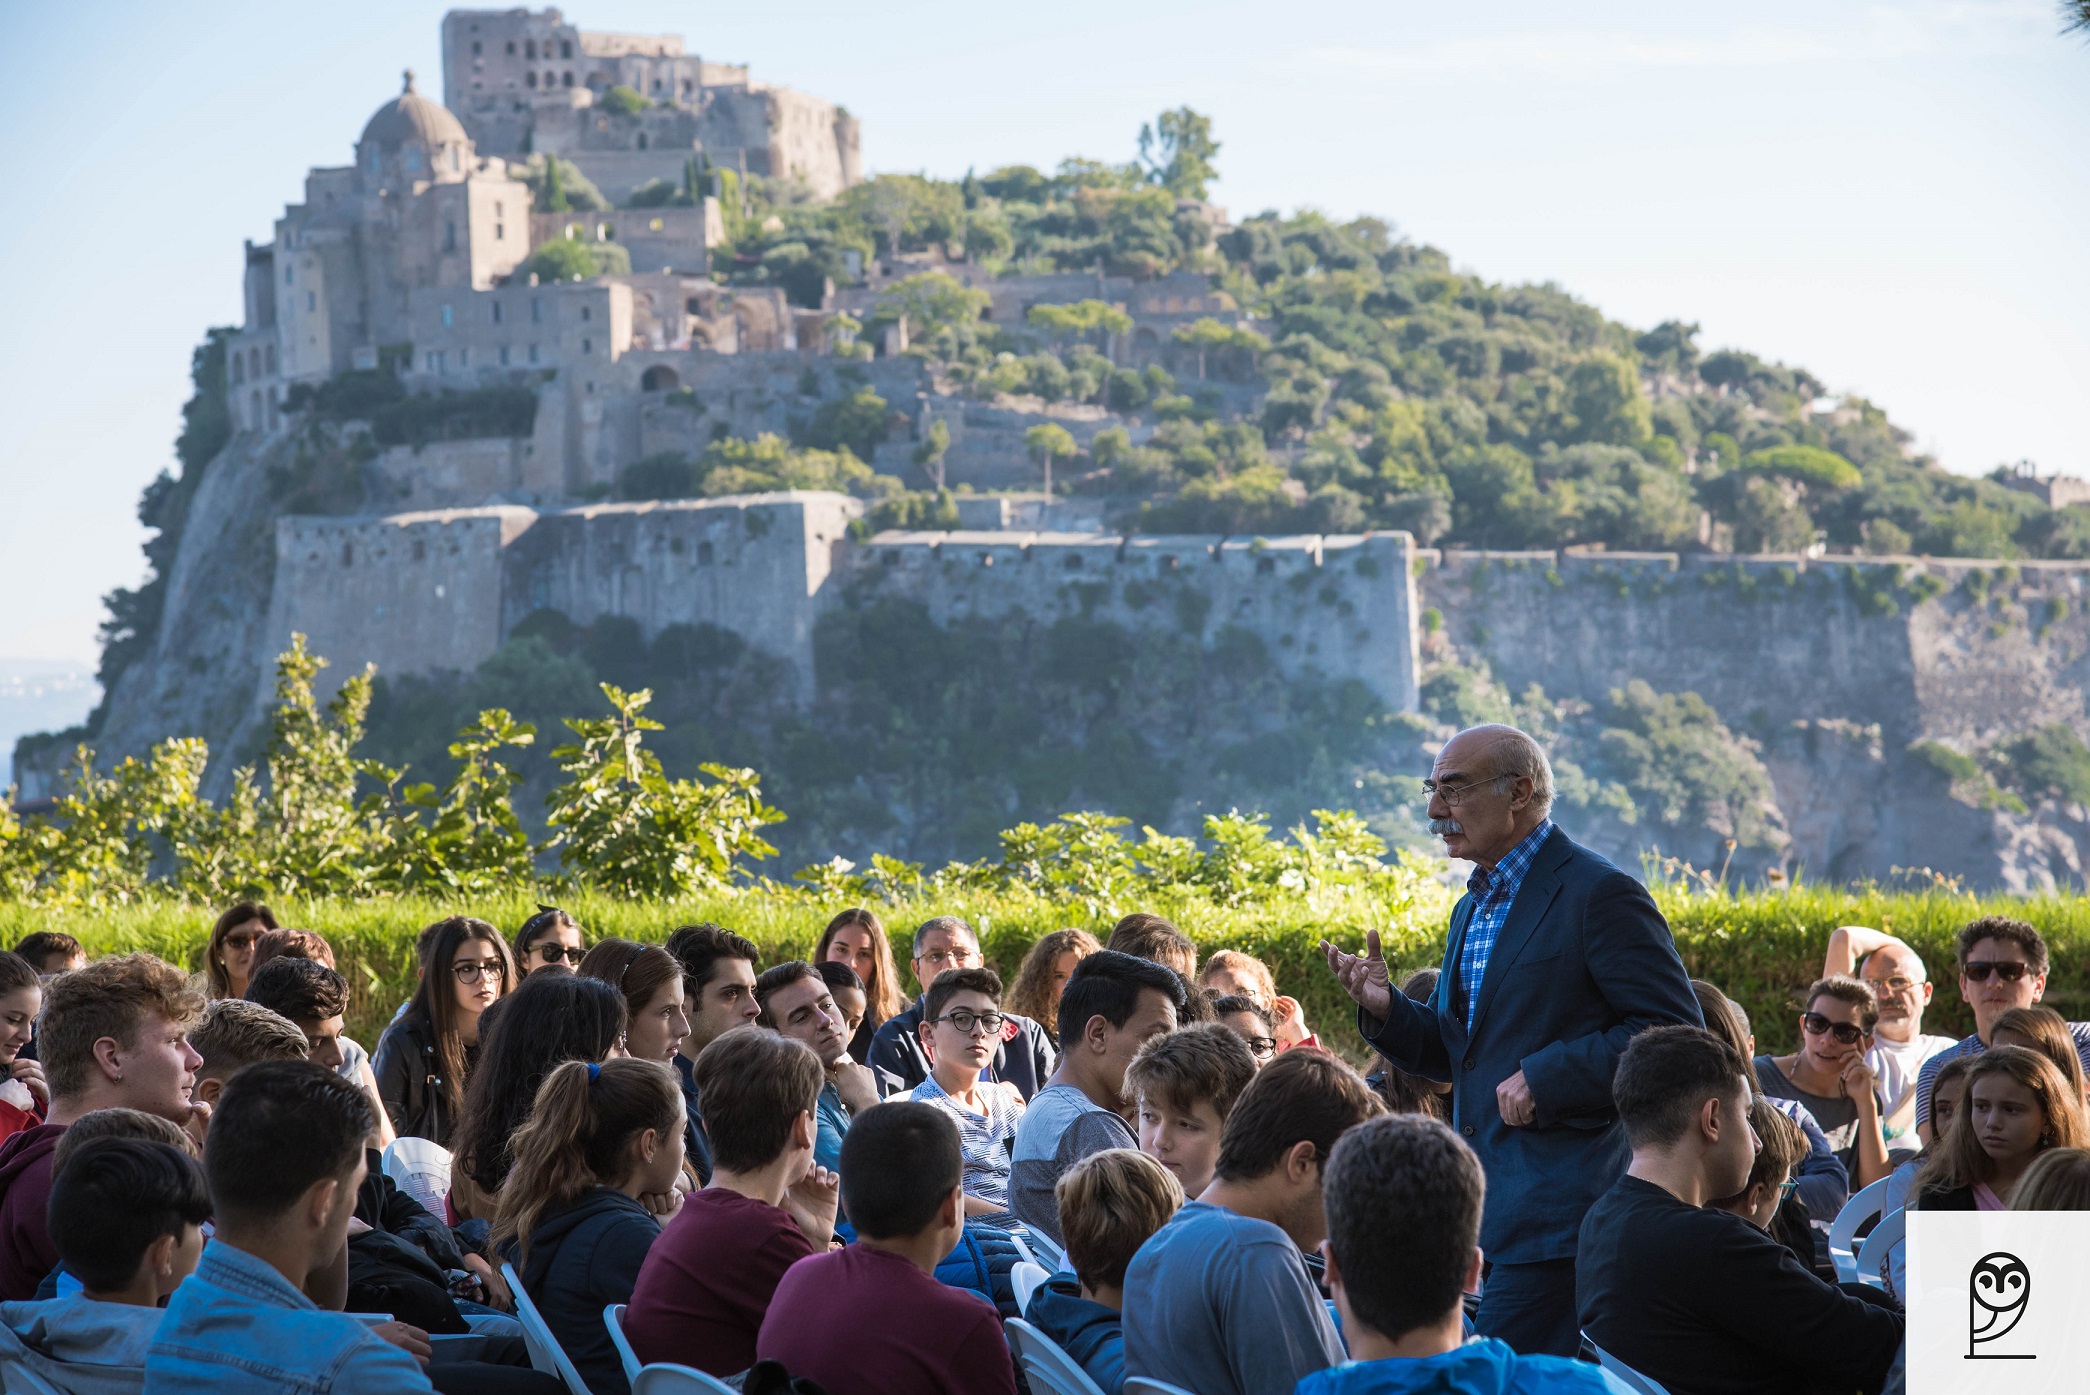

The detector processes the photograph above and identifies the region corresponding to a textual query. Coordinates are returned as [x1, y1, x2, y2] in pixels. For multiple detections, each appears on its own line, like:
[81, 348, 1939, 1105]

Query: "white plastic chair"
[632, 1364, 741, 1394]
[606, 1303, 642, 1384]
[1007, 1317, 1108, 1395]
[1827, 1176, 1892, 1284]
[502, 1261, 592, 1395]
[1582, 1333, 1672, 1395]
[382, 1135, 454, 1217]
[1125, 1379, 1202, 1395]
[1012, 1260, 1051, 1316]
[1856, 1206, 1904, 1291]
[1023, 1228, 1068, 1272]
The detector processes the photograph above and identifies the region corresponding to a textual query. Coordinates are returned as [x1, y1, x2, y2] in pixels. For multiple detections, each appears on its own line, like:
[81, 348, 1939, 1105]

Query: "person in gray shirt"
[1010, 951, 1183, 1244]
[1122, 1049, 1384, 1395]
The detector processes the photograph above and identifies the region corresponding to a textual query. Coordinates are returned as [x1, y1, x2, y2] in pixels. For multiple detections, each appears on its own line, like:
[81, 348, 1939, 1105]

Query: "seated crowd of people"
[0, 903, 2076, 1394]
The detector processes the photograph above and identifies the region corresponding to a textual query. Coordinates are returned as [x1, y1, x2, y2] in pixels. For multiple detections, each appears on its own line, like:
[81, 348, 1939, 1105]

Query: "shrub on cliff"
[519, 235, 630, 282]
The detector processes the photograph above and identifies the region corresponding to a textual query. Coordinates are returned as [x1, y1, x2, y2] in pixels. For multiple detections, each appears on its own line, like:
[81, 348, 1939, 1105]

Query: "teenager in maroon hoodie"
[0, 954, 204, 1300]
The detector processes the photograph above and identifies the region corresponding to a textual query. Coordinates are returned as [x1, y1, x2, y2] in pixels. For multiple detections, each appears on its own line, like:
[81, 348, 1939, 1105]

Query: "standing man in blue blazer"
[1322, 723, 1703, 1357]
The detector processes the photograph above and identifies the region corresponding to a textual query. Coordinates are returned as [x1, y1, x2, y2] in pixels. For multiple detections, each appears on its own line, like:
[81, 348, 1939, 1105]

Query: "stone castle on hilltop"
[55, 10, 2090, 892]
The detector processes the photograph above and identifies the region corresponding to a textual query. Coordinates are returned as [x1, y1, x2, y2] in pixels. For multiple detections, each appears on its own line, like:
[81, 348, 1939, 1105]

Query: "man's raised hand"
[1320, 928, 1394, 1020]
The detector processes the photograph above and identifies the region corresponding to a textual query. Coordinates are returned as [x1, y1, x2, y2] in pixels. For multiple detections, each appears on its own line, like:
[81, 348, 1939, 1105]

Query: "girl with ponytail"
[493, 1057, 686, 1395]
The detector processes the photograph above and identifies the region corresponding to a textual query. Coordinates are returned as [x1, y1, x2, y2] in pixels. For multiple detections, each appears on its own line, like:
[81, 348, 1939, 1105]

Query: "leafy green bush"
[599, 85, 650, 117]
[369, 386, 538, 448]
[1997, 725, 2090, 806]
[520, 237, 630, 282]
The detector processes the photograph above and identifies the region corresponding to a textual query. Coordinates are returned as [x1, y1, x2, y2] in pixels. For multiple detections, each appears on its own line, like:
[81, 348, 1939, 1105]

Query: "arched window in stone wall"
[250, 389, 262, 429]
[641, 365, 679, 392]
[526, 39, 536, 58]
[561, 40, 573, 58]
[232, 353, 245, 386]
[265, 344, 276, 374]
[563, 71, 574, 87]
[527, 71, 538, 88]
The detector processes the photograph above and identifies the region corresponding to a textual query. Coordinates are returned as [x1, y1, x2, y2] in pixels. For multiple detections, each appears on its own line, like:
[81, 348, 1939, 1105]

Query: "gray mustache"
[1427, 817, 1464, 836]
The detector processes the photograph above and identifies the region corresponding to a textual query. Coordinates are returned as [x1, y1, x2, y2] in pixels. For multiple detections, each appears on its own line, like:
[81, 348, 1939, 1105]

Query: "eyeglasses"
[1242, 1036, 1278, 1059]
[452, 960, 503, 984]
[223, 931, 263, 951]
[1868, 975, 1917, 994]
[933, 1009, 1005, 1036]
[1421, 775, 1509, 808]
[1779, 1178, 1799, 1202]
[1963, 960, 2033, 984]
[1801, 1012, 1866, 1046]
[917, 948, 979, 972]
[529, 944, 582, 965]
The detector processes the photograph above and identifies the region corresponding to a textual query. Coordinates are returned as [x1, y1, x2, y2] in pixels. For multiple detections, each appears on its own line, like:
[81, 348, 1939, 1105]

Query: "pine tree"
[543, 155, 570, 213]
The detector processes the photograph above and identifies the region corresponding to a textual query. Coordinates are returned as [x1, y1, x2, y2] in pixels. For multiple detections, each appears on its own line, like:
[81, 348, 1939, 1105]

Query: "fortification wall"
[1419, 550, 2090, 747]
[269, 509, 532, 698]
[849, 529, 1420, 712]
[500, 492, 862, 698]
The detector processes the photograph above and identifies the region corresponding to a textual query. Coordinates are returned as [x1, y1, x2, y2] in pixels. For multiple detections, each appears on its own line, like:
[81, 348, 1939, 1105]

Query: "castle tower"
[355, 70, 475, 191]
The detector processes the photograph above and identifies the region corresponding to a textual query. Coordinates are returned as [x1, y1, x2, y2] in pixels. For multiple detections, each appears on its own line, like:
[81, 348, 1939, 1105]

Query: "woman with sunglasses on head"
[514, 905, 585, 977]
[1754, 974, 1894, 1187]
[203, 900, 278, 999]
[373, 916, 516, 1146]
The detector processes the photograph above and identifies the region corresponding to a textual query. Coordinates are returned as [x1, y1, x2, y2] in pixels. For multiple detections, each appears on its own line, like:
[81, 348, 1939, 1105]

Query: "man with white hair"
[1322, 723, 1702, 1358]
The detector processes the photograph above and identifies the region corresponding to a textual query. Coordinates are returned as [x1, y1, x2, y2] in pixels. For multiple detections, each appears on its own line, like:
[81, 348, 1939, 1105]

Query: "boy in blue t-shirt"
[1300, 1115, 1630, 1395]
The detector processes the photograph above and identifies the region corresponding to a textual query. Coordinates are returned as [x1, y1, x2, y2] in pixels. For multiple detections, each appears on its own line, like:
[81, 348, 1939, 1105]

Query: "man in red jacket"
[0, 953, 204, 1299]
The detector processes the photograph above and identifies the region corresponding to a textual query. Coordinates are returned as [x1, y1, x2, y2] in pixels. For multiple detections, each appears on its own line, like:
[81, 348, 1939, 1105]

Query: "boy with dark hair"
[11, 933, 84, 978]
[190, 999, 313, 1108]
[146, 1059, 437, 1392]
[0, 954, 203, 1302]
[664, 923, 762, 1185]
[1122, 1048, 1384, 1395]
[0, 1136, 209, 1388]
[754, 961, 878, 1171]
[906, 967, 1025, 1215]
[1029, 1148, 1184, 1395]
[1127, 1022, 1259, 1199]
[1577, 1026, 1902, 1395]
[245, 958, 352, 1072]
[867, 917, 1056, 1100]
[757, 1102, 1018, 1395]
[1210, 994, 1278, 1064]
[1914, 915, 2090, 1141]
[1011, 950, 1184, 1243]
[1304, 1115, 1620, 1395]
[626, 1029, 838, 1378]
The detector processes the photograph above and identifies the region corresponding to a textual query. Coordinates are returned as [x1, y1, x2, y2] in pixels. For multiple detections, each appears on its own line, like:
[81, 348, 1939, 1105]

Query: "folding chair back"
[1125, 1378, 1204, 1395]
[606, 1302, 642, 1383]
[1856, 1206, 1904, 1290]
[1006, 1318, 1108, 1395]
[381, 1135, 453, 1217]
[631, 1364, 741, 1394]
[1581, 1332, 1672, 1395]
[501, 1261, 593, 1395]
[1827, 1176, 1891, 1283]
[1012, 1260, 1050, 1315]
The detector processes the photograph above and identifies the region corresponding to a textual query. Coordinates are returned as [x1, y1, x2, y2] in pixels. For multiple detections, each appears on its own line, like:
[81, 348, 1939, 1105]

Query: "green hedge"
[4, 883, 2076, 1056]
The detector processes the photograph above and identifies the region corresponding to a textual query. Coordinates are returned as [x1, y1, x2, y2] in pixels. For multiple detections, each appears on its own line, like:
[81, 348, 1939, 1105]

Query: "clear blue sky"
[2, 0, 2085, 664]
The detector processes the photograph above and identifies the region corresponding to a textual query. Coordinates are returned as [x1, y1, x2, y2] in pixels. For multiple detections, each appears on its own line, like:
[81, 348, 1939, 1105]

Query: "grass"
[3, 878, 2072, 1055]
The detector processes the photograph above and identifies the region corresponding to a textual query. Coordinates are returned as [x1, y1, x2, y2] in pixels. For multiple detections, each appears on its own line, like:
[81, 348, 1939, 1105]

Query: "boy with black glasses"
[1753, 976, 1893, 1187]
[903, 967, 1024, 1217]
[1913, 915, 2090, 1143]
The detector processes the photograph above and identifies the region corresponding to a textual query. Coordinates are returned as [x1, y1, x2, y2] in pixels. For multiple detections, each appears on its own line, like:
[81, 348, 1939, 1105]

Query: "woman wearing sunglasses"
[514, 905, 585, 978]
[202, 900, 279, 999]
[374, 915, 516, 1146]
[1754, 975, 1895, 1188]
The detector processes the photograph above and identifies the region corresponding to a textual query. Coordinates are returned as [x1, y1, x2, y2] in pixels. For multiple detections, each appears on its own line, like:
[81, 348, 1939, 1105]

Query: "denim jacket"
[143, 1240, 433, 1394]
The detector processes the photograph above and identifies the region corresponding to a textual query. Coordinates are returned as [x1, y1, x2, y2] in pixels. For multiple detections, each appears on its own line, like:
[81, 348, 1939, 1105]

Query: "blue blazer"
[1361, 825, 1702, 1264]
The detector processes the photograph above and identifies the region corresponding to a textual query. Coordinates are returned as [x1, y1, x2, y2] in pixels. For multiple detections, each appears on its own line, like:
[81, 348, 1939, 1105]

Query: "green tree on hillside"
[1026, 422, 1077, 496]
[1139, 107, 1221, 199]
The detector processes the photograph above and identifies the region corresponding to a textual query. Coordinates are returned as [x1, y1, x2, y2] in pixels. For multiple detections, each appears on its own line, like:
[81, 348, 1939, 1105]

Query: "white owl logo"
[1967, 1251, 2034, 1359]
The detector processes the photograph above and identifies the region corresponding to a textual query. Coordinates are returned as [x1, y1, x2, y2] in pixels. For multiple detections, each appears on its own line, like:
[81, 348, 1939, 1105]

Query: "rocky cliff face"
[82, 431, 290, 798]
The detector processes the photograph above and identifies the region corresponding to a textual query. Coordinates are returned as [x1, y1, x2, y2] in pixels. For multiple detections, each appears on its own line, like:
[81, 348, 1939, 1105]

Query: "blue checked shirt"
[1456, 818, 1553, 1029]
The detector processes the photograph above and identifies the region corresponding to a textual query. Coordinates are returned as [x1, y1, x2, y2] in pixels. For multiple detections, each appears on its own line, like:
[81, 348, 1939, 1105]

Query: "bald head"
[1858, 940, 1932, 1038]
[1426, 725, 1555, 868]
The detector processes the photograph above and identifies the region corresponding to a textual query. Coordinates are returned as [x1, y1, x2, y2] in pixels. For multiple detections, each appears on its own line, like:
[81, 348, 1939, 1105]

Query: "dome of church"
[358, 71, 469, 153]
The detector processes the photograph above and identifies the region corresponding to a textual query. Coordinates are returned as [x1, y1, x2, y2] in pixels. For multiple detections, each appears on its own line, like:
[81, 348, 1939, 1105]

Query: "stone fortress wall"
[268, 493, 1422, 714]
